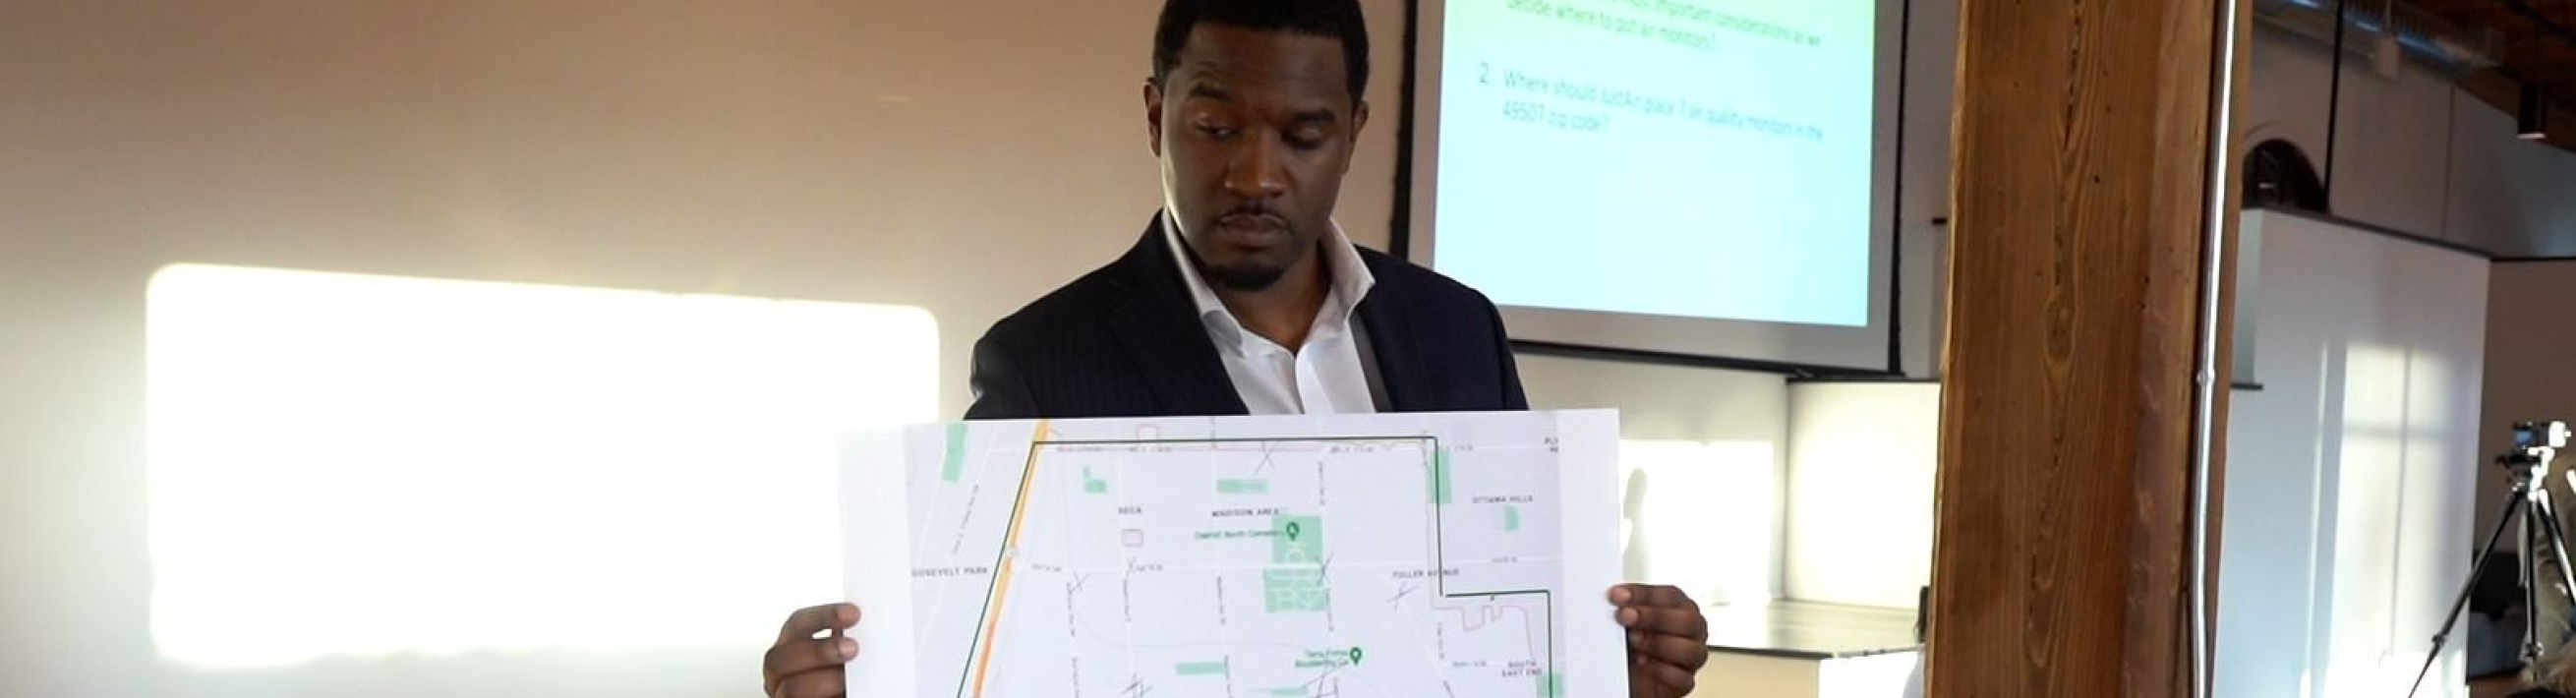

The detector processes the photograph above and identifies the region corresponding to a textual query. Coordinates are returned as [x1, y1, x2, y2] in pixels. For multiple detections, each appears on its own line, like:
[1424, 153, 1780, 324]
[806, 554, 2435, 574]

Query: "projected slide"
[1433, 0, 1877, 327]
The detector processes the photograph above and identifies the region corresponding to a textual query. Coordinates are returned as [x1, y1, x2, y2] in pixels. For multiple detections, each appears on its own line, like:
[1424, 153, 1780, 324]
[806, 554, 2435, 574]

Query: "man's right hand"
[765, 603, 861, 698]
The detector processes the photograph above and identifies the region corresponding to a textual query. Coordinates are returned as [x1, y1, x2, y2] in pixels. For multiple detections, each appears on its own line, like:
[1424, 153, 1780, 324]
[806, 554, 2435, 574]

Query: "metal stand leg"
[2536, 492, 2576, 649]
[2407, 484, 2534, 698]
[2531, 493, 2548, 669]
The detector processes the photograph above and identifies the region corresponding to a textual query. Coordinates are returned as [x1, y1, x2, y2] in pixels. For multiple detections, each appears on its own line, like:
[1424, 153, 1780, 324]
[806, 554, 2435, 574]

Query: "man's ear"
[1344, 99, 1371, 172]
[1143, 79, 1166, 157]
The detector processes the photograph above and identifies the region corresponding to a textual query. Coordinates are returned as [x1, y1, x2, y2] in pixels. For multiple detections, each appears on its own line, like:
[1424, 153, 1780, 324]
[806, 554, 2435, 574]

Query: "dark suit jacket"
[964, 215, 1529, 420]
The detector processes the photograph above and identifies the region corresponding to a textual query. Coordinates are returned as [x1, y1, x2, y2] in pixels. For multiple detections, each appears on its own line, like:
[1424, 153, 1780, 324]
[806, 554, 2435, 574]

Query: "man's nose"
[1223, 137, 1289, 201]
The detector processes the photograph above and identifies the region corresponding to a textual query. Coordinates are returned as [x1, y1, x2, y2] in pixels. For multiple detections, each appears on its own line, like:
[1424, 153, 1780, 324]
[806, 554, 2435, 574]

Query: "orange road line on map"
[967, 420, 1048, 697]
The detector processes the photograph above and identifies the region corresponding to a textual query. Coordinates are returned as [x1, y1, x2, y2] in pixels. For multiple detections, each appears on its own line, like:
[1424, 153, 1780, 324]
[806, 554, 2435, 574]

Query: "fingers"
[1625, 632, 1703, 696]
[1610, 585, 1706, 641]
[1628, 630, 1710, 671]
[1617, 605, 1709, 640]
[1609, 584, 1694, 611]
[1610, 585, 1705, 696]
[772, 663, 848, 698]
[767, 636, 859, 680]
[768, 605, 861, 697]
[777, 603, 861, 644]
[1633, 656, 1698, 692]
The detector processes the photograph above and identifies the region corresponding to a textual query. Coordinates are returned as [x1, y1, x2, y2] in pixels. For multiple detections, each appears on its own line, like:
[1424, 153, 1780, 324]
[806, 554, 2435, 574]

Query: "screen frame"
[1392, 0, 1911, 378]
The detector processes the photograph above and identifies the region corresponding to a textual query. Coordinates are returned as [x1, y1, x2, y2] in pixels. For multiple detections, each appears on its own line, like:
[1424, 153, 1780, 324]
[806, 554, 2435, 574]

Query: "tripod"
[2408, 438, 2576, 698]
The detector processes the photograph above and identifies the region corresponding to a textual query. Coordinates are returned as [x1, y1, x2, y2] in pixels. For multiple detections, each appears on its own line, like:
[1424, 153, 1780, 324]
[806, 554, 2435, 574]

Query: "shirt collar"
[1162, 210, 1377, 350]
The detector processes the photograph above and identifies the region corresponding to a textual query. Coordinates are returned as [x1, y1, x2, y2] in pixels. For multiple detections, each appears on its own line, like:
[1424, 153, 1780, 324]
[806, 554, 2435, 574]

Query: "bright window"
[145, 264, 938, 669]
[1619, 439, 1779, 607]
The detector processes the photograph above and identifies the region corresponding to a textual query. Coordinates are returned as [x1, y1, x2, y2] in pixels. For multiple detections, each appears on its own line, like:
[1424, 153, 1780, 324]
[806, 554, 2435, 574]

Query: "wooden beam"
[2418, 0, 2496, 12]
[2434, 9, 2522, 32]
[1926, 0, 2239, 693]
[2416, 0, 2489, 12]
[2501, 37, 2576, 69]
[2507, 62, 2576, 83]
[2428, 0, 2576, 20]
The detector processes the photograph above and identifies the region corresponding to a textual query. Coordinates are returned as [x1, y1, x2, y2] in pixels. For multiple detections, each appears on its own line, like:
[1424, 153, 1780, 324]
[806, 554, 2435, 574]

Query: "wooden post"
[1925, 0, 2247, 694]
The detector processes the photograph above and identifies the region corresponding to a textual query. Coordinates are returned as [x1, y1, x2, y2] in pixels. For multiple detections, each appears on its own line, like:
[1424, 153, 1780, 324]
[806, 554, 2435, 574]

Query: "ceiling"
[2416, 0, 2576, 147]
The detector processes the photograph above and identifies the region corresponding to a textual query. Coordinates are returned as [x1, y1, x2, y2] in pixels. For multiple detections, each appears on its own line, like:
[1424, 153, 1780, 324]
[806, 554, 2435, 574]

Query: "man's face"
[1146, 25, 1369, 291]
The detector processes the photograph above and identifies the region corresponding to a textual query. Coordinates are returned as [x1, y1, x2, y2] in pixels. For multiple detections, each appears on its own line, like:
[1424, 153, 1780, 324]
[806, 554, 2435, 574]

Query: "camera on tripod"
[2517, 421, 2572, 451]
[2414, 419, 2576, 697]
[2503, 421, 2571, 470]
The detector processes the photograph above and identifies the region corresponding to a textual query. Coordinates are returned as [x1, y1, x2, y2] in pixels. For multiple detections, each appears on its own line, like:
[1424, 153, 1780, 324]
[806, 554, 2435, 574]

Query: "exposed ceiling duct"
[2254, 0, 2500, 78]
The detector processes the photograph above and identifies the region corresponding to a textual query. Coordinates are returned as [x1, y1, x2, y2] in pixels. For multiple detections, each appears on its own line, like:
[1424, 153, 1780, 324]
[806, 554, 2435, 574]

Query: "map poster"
[839, 410, 1626, 698]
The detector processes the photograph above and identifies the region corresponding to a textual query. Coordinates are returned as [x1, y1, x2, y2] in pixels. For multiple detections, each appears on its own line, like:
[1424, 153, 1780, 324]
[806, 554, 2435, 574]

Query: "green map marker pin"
[1348, 647, 1363, 665]
[1286, 522, 1302, 541]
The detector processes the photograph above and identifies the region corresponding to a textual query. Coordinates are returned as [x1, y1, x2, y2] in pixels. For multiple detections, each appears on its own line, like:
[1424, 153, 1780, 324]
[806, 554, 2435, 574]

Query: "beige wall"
[2478, 261, 2576, 542]
[0, 1, 1790, 695]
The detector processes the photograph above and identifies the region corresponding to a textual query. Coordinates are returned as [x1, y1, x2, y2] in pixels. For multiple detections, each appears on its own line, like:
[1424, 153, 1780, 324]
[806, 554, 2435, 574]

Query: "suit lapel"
[1107, 217, 1251, 417]
[1354, 254, 1433, 412]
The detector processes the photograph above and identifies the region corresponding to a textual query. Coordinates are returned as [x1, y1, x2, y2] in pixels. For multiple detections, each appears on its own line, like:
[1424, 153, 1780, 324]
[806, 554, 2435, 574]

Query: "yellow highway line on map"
[966, 419, 1047, 697]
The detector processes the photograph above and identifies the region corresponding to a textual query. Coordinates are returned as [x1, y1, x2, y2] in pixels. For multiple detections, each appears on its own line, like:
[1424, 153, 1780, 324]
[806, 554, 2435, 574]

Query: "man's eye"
[1286, 131, 1326, 149]
[1197, 123, 1239, 139]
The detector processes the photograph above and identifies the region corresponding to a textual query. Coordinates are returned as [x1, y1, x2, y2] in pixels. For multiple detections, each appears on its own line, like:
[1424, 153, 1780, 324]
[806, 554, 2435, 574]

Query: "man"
[2505, 645, 2576, 697]
[764, 1, 1710, 696]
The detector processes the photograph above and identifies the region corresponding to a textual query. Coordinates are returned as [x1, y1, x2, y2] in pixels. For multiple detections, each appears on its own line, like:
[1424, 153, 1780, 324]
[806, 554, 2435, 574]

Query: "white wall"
[1783, 382, 1940, 609]
[2215, 210, 2488, 698]
[2235, 14, 2576, 557]
[0, 1, 1406, 696]
[1520, 355, 1789, 604]
[2447, 111, 2576, 259]
[30, 9, 2534, 696]
[2243, 21, 2576, 257]
[2243, 23, 2456, 236]
[0, 1, 1851, 696]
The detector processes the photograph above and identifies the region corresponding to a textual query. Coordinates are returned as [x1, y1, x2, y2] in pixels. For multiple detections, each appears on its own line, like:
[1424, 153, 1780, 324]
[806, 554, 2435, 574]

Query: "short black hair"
[1151, 0, 1371, 106]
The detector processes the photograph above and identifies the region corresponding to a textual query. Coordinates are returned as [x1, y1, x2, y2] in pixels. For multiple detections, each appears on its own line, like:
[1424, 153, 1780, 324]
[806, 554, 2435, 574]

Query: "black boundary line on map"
[1422, 437, 1561, 697]
[954, 436, 1049, 698]
[951, 435, 1560, 698]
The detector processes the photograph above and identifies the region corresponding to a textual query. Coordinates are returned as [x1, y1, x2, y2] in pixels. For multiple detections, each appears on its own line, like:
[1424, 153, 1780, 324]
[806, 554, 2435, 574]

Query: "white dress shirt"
[1164, 216, 1384, 416]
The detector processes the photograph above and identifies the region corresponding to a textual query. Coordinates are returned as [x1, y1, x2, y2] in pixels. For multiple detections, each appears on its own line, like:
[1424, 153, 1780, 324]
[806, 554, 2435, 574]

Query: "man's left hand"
[1611, 584, 1708, 698]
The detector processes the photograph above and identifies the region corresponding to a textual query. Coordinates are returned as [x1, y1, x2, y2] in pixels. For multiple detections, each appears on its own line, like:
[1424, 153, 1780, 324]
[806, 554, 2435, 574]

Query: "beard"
[1203, 260, 1291, 291]
[1175, 216, 1304, 292]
